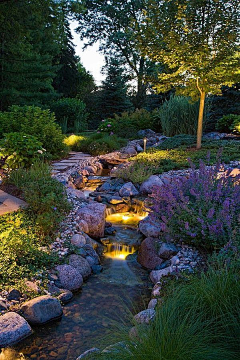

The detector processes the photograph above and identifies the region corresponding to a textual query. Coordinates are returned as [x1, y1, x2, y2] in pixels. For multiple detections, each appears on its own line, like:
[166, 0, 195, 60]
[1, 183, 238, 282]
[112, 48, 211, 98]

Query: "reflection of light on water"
[105, 243, 137, 260]
[0, 349, 26, 360]
[106, 212, 147, 226]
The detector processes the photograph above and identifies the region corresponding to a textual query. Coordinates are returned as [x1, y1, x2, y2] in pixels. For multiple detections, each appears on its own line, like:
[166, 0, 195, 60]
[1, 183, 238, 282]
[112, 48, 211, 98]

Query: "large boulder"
[138, 129, 156, 138]
[56, 264, 83, 291]
[0, 312, 32, 347]
[140, 175, 164, 194]
[137, 237, 163, 270]
[68, 254, 91, 280]
[120, 146, 137, 158]
[21, 296, 62, 325]
[158, 243, 178, 259]
[77, 203, 106, 238]
[119, 182, 139, 197]
[138, 216, 162, 237]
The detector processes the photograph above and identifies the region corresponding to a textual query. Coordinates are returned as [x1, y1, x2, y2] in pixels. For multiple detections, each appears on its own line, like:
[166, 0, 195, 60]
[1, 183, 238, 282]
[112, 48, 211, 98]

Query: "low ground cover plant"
[116, 140, 240, 183]
[7, 162, 71, 235]
[0, 132, 45, 170]
[150, 159, 240, 250]
[0, 105, 67, 158]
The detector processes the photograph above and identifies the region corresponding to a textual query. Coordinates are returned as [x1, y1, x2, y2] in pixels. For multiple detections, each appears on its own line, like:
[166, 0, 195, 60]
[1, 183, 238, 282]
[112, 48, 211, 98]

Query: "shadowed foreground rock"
[137, 237, 163, 270]
[0, 312, 32, 347]
[21, 296, 63, 325]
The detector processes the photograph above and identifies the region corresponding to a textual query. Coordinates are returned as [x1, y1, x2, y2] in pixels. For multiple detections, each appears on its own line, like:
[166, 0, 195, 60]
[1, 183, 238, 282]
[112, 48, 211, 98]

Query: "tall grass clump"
[93, 250, 240, 360]
[155, 96, 209, 136]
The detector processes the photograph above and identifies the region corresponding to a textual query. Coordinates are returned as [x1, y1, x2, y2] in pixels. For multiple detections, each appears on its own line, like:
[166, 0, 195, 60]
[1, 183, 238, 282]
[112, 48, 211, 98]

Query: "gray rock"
[7, 289, 21, 301]
[120, 146, 137, 157]
[76, 348, 100, 359]
[77, 203, 106, 238]
[148, 298, 158, 309]
[91, 264, 103, 274]
[78, 220, 89, 233]
[119, 182, 139, 197]
[140, 175, 164, 194]
[0, 312, 32, 347]
[171, 255, 180, 265]
[68, 172, 86, 189]
[158, 243, 178, 259]
[138, 216, 162, 238]
[84, 165, 97, 175]
[71, 234, 87, 248]
[151, 283, 162, 298]
[138, 129, 156, 138]
[68, 254, 91, 280]
[150, 267, 172, 284]
[134, 309, 156, 324]
[58, 290, 73, 304]
[108, 196, 124, 205]
[0, 301, 8, 311]
[154, 260, 171, 270]
[56, 264, 83, 291]
[136, 144, 144, 152]
[21, 296, 62, 325]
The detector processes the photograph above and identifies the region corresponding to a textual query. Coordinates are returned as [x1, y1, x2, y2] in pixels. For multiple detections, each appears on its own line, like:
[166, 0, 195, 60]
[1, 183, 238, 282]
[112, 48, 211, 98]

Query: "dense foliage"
[216, 114, 240, 134]
[0, 212, 57, 288]
[0, 105, 67, 158]
[50, 98, 88, 133]
[8, 162, 71, 235]
[65, 132, 127, 156]
[0, 133, 45, 170]
[150, 159, 240, 250]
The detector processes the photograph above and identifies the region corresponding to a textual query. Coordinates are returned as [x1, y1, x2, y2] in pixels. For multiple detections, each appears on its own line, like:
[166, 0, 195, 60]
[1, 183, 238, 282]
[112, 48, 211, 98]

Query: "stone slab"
[0, 190, 27, 216]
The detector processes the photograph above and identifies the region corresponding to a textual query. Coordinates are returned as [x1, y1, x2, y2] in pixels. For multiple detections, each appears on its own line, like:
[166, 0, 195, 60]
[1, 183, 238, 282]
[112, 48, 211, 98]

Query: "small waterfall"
[105, 206, 116, 217]
[105, 243, 138, 260]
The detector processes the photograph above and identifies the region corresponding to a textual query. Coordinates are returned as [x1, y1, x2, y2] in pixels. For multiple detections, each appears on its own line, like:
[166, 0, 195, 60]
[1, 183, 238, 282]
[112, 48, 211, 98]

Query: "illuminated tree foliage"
[139, 0, 240, 148]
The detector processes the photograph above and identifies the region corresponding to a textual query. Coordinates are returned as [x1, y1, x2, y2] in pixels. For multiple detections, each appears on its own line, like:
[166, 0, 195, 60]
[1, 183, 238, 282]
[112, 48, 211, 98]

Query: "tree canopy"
[138, 0, 240, 147]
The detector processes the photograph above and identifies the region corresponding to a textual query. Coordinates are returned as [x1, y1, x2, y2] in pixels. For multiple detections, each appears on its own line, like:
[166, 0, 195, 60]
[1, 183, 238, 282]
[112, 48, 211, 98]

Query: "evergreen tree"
[100, 57, 133, 119]
[0, 0, 61, 110]
[53, 3, 81, 98]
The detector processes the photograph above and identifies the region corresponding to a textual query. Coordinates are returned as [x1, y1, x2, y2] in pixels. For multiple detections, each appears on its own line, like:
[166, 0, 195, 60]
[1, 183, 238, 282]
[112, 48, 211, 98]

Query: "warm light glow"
[105, 242, 137, 260]
[106, 212, 147, 226]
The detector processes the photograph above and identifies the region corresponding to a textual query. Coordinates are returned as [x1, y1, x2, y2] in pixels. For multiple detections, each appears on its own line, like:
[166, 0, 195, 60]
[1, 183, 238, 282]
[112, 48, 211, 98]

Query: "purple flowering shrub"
[150, 159, 240, 250]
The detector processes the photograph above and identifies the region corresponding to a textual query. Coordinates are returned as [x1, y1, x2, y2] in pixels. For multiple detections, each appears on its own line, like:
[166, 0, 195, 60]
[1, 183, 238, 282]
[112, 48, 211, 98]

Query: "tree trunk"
[196, 91, 206, 149]
[135, 57, 147, 109]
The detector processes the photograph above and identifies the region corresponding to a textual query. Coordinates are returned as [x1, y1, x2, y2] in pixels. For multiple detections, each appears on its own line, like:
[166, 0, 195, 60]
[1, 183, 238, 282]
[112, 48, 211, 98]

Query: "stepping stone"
[0, 190, 27, 216]
[52, 164, 69, 171]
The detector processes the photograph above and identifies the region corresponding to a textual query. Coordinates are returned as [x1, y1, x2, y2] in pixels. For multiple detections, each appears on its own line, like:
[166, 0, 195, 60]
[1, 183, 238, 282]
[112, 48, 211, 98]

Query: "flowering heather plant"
[150, 157, 240, 250]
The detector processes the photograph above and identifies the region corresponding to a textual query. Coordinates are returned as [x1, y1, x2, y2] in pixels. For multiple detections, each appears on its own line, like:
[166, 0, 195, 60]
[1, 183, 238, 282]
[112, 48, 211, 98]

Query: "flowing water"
[4, 221, 150, 360]
[2, 173, 150, 360]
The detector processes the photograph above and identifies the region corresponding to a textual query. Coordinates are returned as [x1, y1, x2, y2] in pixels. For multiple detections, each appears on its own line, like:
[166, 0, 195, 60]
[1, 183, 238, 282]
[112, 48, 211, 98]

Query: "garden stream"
[2, 174, 151, 360]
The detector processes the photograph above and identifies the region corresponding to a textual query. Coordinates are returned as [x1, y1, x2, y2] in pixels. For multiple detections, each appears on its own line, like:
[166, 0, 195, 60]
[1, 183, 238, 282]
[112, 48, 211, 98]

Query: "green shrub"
[95, 258, 240, 360]
[113, 109, 156, 138]
[155, 95, 209, 137]
[157, 134, 197, 149]
[0, 132, 45, 170]
[97, 118, 115, 134]
[0, 212, 57, 288]
[232, 117, 240, 134]
[72, 133, 127, 155]
[8, 162, 71, 235]
[50, 98, 88, 133]
[216, 114, 240, 133]
[0, 105, 67, 158]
